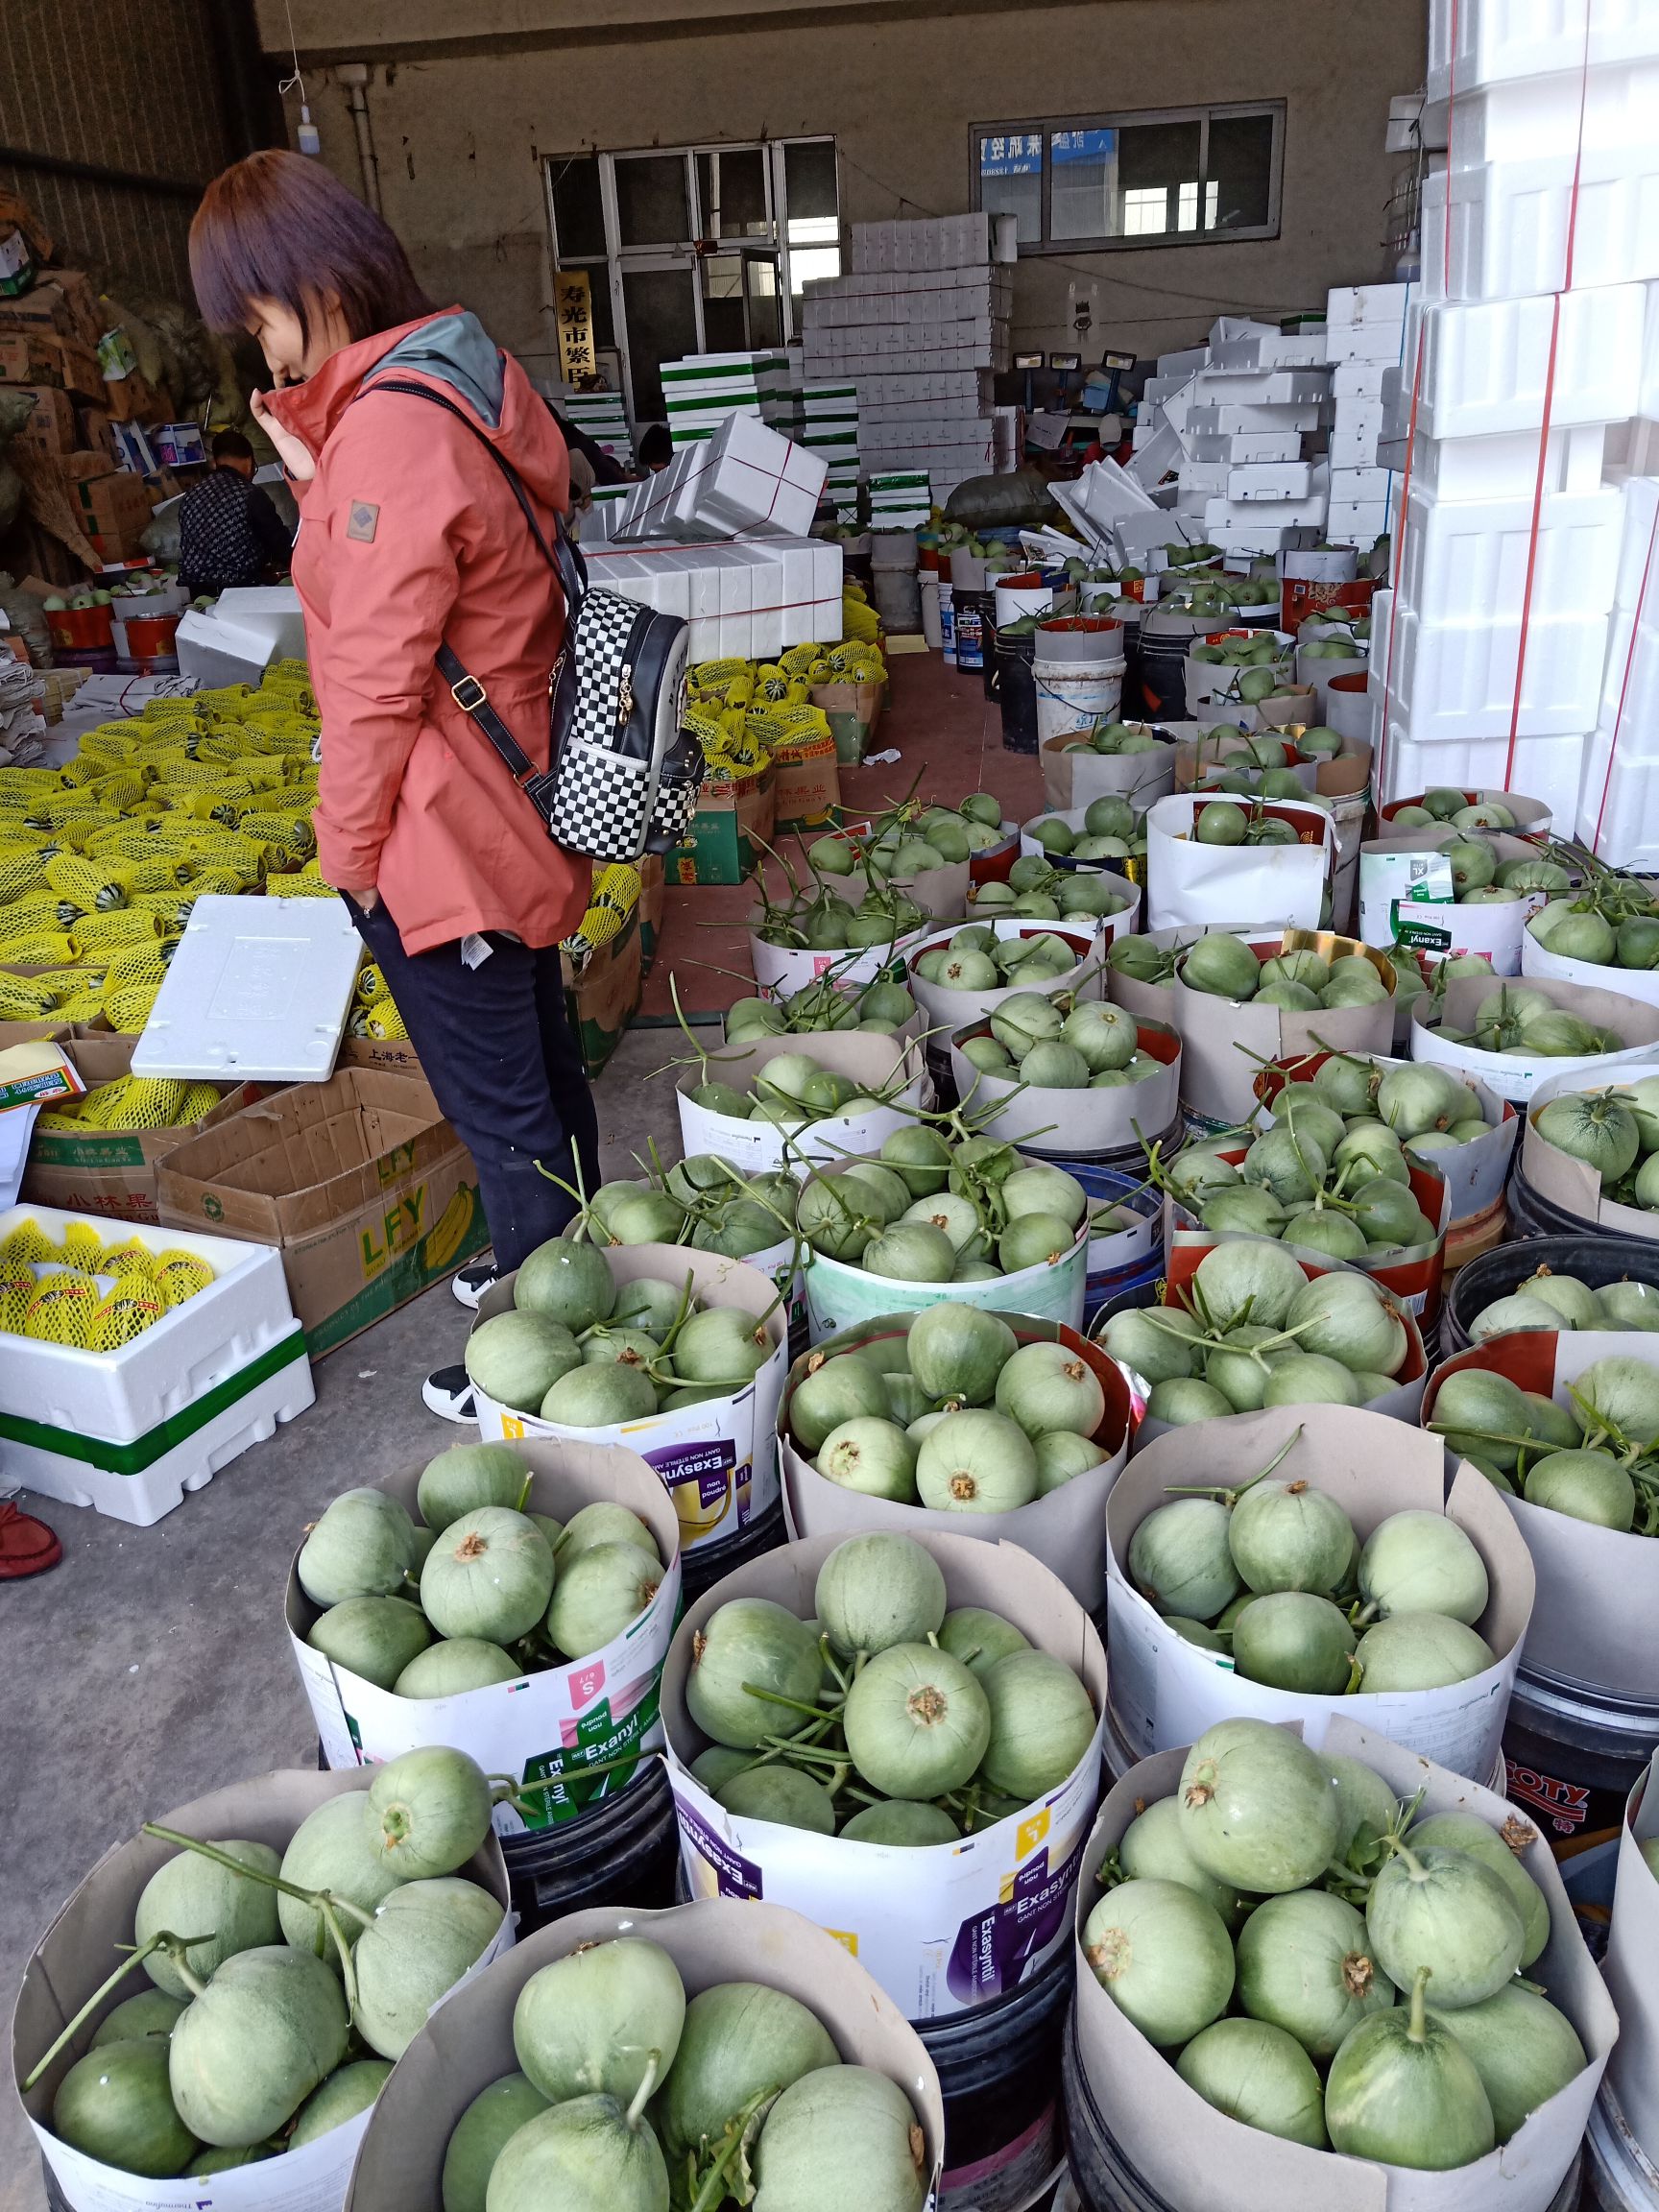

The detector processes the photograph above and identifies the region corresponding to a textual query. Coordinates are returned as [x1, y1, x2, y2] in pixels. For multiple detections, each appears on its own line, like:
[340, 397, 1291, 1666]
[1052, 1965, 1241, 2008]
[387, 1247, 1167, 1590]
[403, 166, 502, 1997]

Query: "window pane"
[700, 254, 749, 349]
[615, 155, 689, 247]
[979, 130, 1043, 243]
[784, 139, 839, 222]
[789, 217, 840, 294]
[1049, 125, 1120, 240]
[1111, 117, 1205, 240]
[620, 265, 700, 420]
[745, 253, 782, 348]
[697, 147, 770, 238]
[1207, 111, 1275, 230]
[549, 155, 606, 259]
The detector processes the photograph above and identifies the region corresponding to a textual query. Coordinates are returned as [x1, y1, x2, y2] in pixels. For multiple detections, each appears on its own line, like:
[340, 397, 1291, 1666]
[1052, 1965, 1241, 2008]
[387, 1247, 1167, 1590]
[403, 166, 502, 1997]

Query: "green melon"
[442, 2073, 552, 2212]
[417, 1443, 532, 1532]
[52, 2038, 196, 2177]
[277, 1791, 403, 1963]
[465, 1311, 582, 1413]
[513, 1238, 616, 1330]
[352, 1879, 505, 2059]
[288, 2057, 393, 2146]
[169, 1945, 350, 2147]
[134, 1839, 282, 1999]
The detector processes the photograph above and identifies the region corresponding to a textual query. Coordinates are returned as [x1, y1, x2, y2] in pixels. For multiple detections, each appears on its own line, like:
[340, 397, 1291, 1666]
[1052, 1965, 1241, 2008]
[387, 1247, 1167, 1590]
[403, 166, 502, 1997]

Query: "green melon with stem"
[417, 1443, 533, 1532]
[277, 1791, 404, 1963]
[169, 1944, 350, 2147]
[352, 1878, 505, 2059]
[133, 1840, 282, 2000]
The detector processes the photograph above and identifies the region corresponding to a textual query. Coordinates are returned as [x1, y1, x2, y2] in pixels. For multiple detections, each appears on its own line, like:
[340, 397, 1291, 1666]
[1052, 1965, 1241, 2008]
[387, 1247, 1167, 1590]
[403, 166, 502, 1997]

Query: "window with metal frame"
[543, 140, 840, 426]
[973, 104, 1283, 252]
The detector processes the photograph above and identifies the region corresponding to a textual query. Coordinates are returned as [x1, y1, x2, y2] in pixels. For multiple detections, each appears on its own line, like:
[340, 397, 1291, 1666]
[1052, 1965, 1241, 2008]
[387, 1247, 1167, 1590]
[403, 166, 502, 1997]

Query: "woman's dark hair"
[190, 150, 436, 344]
[210, 427, 254, 463]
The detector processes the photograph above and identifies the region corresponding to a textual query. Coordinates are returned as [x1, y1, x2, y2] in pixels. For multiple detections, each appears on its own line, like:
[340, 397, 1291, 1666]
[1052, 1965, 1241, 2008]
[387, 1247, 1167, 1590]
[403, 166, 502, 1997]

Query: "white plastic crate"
[1327, 498, 1394, 543]
[1333, 359, 1395, 399]
[1225, 460, 1320, 502]
[1424, 151, 1659, 301]
[1412, 285, 1646, 437]
[5, 1354, 315, 1528]
[1428, 0, 1659, 105]
[1387, 598, 1611, 738]
[1409, 422, 1606, 500]
[1396, 481, 1622, 621]
[0, 1207, 303, 1445]
[1329, 424, 1382, 471]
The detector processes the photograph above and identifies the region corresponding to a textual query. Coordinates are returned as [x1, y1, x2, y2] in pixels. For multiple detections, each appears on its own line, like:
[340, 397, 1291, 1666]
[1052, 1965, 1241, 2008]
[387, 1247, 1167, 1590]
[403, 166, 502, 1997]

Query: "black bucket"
[998, 634, 1040, 755]
[1132, 622, 1198, 724]
[981, 616, 1002, 700]
[679, 1490, 788, 1608]
[1503, 1160, 1653, 1241]
[1445, 1232, 1659, 1353]
[1062, 2006, 1179, 2211]
[500, 1752, 681, 1935]
[920, 1945, 1071, 2211]
[1504, 1668, 1659, 1958]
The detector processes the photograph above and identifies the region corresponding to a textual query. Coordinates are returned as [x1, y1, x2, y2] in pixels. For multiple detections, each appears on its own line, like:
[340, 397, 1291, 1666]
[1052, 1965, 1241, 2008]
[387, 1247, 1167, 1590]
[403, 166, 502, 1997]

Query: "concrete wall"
[262, 0, 1425, 381]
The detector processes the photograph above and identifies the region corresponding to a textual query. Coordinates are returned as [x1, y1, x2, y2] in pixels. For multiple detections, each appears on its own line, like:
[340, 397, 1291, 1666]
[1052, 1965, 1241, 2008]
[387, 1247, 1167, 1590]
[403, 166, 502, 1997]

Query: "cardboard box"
[155, 1069, 489, 1357]
[637, 853, 664, 976]
[0, 269, 101, 349]
[102, 368, 168, 424]
[10, 385, 76, 457]
[22, 1033, 261, 1227]
[70, 468, 153, 537]
[771, 735, 840, 830]
[561, 902, 642, 1076]
[666, 767, 775, 885]
[0, 330, 68, 387]
[809, 676, 885, 766]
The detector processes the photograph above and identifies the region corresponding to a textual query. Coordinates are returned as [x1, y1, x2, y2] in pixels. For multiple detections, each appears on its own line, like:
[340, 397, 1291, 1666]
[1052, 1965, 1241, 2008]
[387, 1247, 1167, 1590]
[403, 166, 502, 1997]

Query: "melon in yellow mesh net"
[57, 1221, 107, 1266]
[0, 1271, 35, 1334]
[0, 1220, 54, 1270]
[24, 1273, 101, 1346]
[72, 909, 162, 950]
[102, 1240, 158, 1280]
[365, 1001, 408, 1041]
[176, 1083, 221, 1124]
[154, 1250, 214, 1306]
[355, 962, 388, 1003]
[106, 983, 162, 1033]
[0, 975, 60, 1020]
[85, 1077, 190, 1130]
[266, 870, 336, 898]
[104, 941, 173, 989]
[240, 811, 315, 858]
[0, 848, 46, 903]
[89, 1282, 166, 1349]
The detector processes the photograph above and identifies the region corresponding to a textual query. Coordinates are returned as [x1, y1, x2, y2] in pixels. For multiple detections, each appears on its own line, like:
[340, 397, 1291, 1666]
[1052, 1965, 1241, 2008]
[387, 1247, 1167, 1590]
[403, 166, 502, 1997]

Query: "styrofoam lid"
[131, 894, 364, 1081]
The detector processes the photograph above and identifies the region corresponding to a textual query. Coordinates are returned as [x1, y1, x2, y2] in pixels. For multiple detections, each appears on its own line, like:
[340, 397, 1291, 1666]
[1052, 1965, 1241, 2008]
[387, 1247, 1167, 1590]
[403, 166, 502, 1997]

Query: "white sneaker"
[422, 1365, 478, 1423]
[451, 1260, 500, 1310]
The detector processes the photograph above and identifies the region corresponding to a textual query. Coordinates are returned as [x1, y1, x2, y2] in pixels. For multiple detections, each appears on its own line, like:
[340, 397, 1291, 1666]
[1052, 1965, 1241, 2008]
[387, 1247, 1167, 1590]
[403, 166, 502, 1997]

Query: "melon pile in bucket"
[1431, 1355, 1659, 1534]
[1083, 1718, 1586, 2164]
[799, 1142, 1089, 1287]
[299, 1449, 669, 1696]
[1025, 796, 1148, 867]
[1422, 982, 1634, 1063]
[959, 989, 1164, 1096]
[686, 1529, 1094, 1843]
[27, 1748, 506, 2176]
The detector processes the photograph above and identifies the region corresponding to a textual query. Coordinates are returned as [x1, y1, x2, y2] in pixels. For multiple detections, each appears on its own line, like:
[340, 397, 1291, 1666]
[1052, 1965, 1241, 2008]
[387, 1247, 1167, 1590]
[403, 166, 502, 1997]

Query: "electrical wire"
[277, 0, 307, 104]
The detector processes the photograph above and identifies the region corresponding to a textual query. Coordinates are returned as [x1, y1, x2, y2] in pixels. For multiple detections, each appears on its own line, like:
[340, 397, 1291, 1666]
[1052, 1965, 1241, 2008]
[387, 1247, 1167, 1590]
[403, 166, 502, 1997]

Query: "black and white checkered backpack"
[363, 378, 702, 864]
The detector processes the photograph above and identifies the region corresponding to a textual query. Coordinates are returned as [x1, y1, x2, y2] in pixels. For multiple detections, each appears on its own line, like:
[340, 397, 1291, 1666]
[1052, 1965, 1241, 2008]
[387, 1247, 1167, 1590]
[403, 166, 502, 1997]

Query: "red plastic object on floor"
[0, 1501, 61, 1577]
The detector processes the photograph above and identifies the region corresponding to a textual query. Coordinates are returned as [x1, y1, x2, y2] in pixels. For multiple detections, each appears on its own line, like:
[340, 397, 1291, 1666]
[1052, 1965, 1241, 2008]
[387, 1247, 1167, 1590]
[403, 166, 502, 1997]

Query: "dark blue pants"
[348, 897, 601, 1272]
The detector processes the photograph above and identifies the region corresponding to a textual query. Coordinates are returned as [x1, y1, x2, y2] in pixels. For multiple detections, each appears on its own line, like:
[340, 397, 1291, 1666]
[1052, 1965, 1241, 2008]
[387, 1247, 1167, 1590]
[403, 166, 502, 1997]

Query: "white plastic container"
[1032, 655, 1125, 742]
[132, 894, 363, 1084]
[675, 1030, 928, 1172]
[1413, 286, 1646, 439]
[1424, 144, 1659, 301]
[1396, 483, 1623, 627]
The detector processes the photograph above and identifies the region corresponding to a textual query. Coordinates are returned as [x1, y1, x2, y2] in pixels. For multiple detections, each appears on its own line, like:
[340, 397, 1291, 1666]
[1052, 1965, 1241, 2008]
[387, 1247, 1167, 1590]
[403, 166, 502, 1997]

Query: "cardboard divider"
[1522, 916, 1659, 1010]
[674, 1030, 928, 1173]
[1423, 1331, 1659, 1700]
[1601, 1758, 1659, 2167]
[1106, 1406, 1533, 1777]
[1166, 1133, 1450, 1322]
[1072, 1719, 1617, 2212]
[345, 1898, 945, 2211]
[1358, 827, 1562, 974]
[1256, 1047, 1518, 1226]
[778, 1310, 1132, 1605]
[1145, 796, 1336, 933]
[948, 1014, 1181, 1160]
[1040, 729, 1182, 812]
[286, 1437, 682, 1823]
[1521, 1057, 1659, 1240]
[1410, 973, 1659, 1105]
[661, 1527, 1108, 2019]
[470, 1244, 788, 1552]
[12, 1768, 513, 2212]
[1168, 928, 1398, 1125]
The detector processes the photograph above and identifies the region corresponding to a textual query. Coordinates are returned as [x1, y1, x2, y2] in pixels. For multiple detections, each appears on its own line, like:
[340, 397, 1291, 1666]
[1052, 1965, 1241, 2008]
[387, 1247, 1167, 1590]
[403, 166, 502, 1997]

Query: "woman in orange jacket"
[191, 151, 601, 1419]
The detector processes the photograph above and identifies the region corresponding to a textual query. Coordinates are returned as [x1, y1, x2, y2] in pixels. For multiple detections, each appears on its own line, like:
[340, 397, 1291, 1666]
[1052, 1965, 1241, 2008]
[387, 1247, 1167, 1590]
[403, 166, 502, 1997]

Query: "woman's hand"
[251, 387, 317, 482]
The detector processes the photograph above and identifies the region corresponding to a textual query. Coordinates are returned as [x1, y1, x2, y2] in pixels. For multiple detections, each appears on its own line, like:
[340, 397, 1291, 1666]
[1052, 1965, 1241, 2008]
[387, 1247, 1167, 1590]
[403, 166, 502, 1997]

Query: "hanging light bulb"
[297, 103, 322, 156]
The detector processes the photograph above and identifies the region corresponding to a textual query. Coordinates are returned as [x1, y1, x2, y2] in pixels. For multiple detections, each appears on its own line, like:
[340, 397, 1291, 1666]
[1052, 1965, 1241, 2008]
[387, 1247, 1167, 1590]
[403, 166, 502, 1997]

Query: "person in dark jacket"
[177, 427, 293, 596]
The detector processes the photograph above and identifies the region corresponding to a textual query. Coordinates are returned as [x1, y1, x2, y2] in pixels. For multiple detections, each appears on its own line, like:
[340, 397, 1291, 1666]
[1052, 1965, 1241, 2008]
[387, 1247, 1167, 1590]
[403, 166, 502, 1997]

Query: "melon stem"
[23, 1931, 209, 2089]
[741, 1681, 837, 1719]
[1407, 1965, 1431, 2042]
[140, 1824, 375, 1929]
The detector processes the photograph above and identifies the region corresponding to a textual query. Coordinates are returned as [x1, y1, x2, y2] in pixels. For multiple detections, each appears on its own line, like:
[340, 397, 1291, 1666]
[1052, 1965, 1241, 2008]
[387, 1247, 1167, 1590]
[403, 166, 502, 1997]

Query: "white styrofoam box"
[1187, 428, 1303, 463]
[174, 606, 276, 689]
[1327, 498, 1393, 543]
[0, 1205, 304, 1446]
[1376, 435, 1408, 472]
[1599, 595, 1659, 732]
[1226, 460, 1319, 502]
[132, 893, 361, 1083]
[1326, 281, 1412, 328]
[1428, 0, 1659, 105]
[849, 212, 990, 273]
[1187, 401, 1324, 435]
[1176, 459, 1230, 493]
[1435, 60, 1659, 170]
[1379, 723, 1588, 815]
[210, 585, 306, 662]
[1208, 522, 1320, 556]
[1397, 481, 1622, 621]
[1207, 333, 1330, 370]
[1333, 358, 1394, 398]
[1577, 713, 1659, 864]
[1388, 598, 1610, 738]
[1410, 422, 1606, 500]
[1612, 474, 1659, 608]
[1328, 426, 1381, 471]
[1331, 466, 1396, 505]
[1414, 283, 1645, 437]
[1202, 479, 1328, 532]
[1154, 346, 1209, 378]
[1191, 367, 1331, 404]
[1424, 149, 1659, 301]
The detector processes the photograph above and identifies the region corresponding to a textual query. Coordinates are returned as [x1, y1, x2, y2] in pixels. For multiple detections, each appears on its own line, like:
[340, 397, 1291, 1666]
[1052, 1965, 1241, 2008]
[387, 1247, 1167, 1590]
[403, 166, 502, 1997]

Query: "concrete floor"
[0, 653, 1046, 2203]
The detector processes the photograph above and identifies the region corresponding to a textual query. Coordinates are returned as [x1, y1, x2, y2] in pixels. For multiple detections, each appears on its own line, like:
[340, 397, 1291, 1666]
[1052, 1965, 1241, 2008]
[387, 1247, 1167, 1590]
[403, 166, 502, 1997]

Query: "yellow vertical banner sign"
[556, 269, 597, 383]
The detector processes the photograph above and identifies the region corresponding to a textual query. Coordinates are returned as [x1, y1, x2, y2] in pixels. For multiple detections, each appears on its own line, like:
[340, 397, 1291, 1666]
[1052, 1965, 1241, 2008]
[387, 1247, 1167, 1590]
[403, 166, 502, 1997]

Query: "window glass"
[549, 155, 605, 259]
[697, 147, 770, 238]
[978, 131, 1043, 244]
[783, 139, 839, 221]
[620, 266, 699, 419]
[1113, 118, 1204, 240]
[1207, 111, 1276, 230]
[614, 155, 689, 247]
[976, 107, 1279, 247]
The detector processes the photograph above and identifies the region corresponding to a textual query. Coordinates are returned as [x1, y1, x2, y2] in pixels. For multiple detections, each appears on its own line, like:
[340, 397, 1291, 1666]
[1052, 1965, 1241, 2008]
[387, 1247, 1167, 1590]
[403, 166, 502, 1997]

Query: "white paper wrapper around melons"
[345, 1900, 945, 2212]
[777, 1312, 1132, 1606]
[12, 1770, 513, 2212]
[1145, 794, 1335, 932]
[1599, 1754, 1659, 2168]
[1072, 1720, 1615, 2212]
[904, 916, 1113, 1039]
[1380, 787, 1552, 837]
[801, 1163, 1091, 1341]
[1424, 1330, 1659, 1703]
[1181, 630, 1295, 723]
[1040, 730, 1181, 812]
[1017, 804, 1153, 863]
[745, 904, 930, 998]
[661, 1527, 1108, 2021]
[1103, 920, 1261, 1031]
[1261, 1050, 1517, 1226]
[1086, 1187, 1161, 1280]
[285, 1437, 681, 1829]
[469, 1245, 788, 1551]
[1521, 921, 1659, 1011]
[1106, 1405, 1532, 1778]
[948, 1013, 1180, 1160]
[1167, 927, 1397, 1125]
[1173, 727, 1318, 795]
[674, 1029, 930, 1172]
[1410, 972, 1659, 1105]
[1358, 829, 1559, 975]
[1521, 1059, 1659, 1242]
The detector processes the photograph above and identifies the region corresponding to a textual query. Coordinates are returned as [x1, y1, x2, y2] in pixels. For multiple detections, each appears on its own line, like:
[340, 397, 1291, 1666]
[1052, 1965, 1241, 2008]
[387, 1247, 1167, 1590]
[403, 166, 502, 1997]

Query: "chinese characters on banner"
[556, 268, 596, 382]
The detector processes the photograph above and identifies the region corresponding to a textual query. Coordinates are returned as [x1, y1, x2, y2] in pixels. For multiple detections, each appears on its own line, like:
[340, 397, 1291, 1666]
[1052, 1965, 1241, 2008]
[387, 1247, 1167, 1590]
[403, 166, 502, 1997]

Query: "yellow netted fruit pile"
[0, 1218, 215, 1347]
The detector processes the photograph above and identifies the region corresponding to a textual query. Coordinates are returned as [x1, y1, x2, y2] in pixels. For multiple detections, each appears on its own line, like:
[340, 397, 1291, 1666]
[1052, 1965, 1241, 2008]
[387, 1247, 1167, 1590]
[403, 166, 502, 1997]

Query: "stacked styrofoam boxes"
[1369, 0, 1659, 814]
[611, 414, 828, 544]
[800, 214, 1011, 504]
[583, 536, 844, 660]
[801, 382, 862, 523]
[561, 388, 633, 465]
[1575, 475, 1659, 864]
[1161, 324, 1334, 558]
[869, 470, 932, 528]
[1324, 283, 1410, 547]
[660, 351, 792, 447]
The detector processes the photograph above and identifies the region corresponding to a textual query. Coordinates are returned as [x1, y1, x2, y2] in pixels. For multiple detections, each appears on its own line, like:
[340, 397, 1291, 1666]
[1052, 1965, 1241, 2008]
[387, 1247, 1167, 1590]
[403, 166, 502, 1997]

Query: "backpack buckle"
[450, 673, 488, 711]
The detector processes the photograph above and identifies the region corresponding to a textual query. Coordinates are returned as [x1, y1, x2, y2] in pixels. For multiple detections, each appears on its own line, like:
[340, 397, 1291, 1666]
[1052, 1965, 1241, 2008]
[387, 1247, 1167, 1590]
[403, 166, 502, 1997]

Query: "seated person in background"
[178, 427, 294, 596]
[636, 421, 672, 473]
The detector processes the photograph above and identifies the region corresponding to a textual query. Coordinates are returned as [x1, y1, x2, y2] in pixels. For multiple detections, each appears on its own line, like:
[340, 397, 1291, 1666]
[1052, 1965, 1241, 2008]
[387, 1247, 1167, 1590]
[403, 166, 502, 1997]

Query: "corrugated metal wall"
[0, 0, 237, 301]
